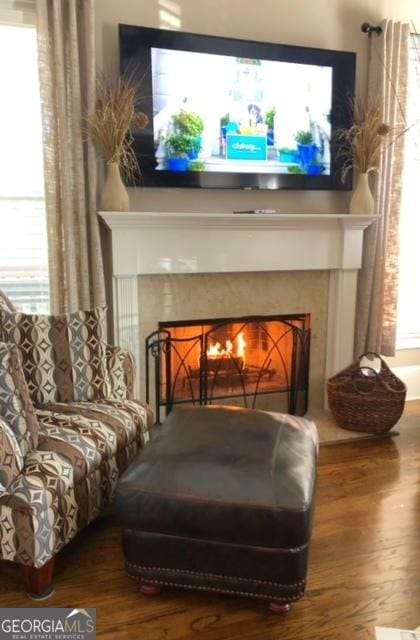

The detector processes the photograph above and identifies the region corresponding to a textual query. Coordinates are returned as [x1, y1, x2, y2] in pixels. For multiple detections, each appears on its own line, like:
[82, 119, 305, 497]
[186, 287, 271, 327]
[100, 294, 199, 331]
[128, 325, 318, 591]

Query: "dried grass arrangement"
[335, 98, 395, 181]
[86, 73, 149, 181]
[335, 90, 415, 184]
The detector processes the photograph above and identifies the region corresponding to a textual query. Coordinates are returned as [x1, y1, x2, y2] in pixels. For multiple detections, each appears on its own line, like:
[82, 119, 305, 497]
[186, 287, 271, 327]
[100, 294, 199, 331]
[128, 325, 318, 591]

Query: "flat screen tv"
[119, 24, 356, 190]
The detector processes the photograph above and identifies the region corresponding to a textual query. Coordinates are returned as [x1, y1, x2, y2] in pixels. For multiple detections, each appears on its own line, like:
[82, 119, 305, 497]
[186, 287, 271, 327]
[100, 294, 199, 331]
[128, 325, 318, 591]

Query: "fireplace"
[146, 314, 311, 423]
[100, 211, 376, 411]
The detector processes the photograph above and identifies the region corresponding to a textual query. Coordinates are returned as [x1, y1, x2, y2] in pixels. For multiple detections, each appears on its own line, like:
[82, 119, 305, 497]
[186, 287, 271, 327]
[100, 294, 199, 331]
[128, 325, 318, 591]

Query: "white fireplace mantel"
[100, 211, 376, 401]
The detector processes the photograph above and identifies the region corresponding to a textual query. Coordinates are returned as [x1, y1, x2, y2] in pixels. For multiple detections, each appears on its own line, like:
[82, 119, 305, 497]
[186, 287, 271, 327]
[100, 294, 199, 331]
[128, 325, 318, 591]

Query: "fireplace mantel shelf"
[99, 211, 376, 277]
[100, 211, 376, 231]
[100, 210, 376, 401]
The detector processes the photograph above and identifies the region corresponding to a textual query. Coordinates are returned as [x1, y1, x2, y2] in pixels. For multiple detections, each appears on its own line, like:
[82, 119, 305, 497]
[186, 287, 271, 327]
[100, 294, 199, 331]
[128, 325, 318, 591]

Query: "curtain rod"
[361, 22, 383, 36]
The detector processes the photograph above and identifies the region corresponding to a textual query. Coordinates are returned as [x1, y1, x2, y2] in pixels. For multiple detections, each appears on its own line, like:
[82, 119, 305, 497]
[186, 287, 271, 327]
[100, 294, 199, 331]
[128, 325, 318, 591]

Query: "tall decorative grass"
[86, 73, 148, 181]
[335, 98, 393, 181]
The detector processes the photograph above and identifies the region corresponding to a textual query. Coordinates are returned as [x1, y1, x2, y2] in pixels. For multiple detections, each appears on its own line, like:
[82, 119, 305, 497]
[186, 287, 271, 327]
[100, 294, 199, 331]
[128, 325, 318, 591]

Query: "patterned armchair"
[0, 291, 154, 599]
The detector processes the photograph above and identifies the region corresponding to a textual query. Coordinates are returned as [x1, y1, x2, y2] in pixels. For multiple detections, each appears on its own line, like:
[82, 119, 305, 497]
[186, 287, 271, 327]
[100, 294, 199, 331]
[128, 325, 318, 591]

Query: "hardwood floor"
[1, 407, 419, 639]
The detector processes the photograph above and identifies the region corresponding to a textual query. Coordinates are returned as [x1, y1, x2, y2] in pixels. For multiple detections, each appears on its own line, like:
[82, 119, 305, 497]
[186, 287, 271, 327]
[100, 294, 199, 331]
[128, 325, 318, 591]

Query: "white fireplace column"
[100, 212, 375, 402]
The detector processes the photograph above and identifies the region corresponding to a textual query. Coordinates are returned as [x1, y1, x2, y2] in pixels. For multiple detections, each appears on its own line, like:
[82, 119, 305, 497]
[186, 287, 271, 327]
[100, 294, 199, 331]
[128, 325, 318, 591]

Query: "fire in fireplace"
[146, 314, 311, 423]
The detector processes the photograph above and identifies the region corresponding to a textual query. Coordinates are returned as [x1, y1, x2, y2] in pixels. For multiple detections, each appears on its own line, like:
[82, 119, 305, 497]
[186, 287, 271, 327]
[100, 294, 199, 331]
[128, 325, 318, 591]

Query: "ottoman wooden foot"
[268, 602, 293, 614]
[140, 583, 163, 596]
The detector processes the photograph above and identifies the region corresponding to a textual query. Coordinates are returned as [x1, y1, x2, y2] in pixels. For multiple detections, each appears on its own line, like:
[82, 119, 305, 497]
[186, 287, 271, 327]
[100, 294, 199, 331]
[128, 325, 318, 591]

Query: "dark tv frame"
[119, 24, 356, 191]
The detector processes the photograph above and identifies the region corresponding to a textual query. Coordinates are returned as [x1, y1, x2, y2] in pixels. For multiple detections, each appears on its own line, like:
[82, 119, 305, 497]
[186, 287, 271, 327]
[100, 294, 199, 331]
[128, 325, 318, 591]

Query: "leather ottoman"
[115, 405, 318, 611]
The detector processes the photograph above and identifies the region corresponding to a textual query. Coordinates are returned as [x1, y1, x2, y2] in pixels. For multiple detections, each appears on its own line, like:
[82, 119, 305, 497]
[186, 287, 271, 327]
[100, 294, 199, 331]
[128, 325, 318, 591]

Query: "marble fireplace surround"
[100, 211, 375, 410]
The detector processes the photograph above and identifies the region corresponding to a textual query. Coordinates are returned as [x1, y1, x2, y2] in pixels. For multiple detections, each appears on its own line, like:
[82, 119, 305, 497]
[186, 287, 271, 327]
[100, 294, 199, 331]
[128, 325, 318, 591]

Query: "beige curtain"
[36, 0, 105, 313]
[354, 20, 410, 357]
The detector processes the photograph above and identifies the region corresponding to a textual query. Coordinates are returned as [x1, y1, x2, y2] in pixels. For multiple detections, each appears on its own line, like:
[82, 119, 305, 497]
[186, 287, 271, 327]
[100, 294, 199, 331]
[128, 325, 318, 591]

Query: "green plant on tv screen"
[294, 130, 314, 145]
[287, 164, 306, 174]
[166, 133, 194, 158]
[189, 160, 205, 171]
[172, 110, 204, 137]
[220, 112, 230, 127]
[265, 106, 276, 130]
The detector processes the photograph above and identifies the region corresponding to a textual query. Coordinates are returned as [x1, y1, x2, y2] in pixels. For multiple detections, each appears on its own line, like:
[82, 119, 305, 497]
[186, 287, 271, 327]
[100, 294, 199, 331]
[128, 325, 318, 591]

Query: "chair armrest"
[106, 345, 135, 400]
[0, 289, 17, 312]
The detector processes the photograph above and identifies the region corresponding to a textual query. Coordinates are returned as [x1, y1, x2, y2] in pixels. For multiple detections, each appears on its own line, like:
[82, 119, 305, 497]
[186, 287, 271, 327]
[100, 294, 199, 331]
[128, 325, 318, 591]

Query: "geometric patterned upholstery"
[0, 307, 111, 405]
[0, 449, 77, 568]
[0, 294, 134, 402]
[106, 345, 135, 400]
[0, 290, 16, 313]
[42, 400, 154, 451]
[0, 398, 154, 568]
[0, 416, 24, 492]
[0, 342, 39, 455]
[36, 412, 108, 481]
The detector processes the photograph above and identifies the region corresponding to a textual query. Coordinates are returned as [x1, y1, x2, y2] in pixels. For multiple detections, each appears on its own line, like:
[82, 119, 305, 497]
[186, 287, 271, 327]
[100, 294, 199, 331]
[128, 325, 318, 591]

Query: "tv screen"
[119, 25, 356, 190]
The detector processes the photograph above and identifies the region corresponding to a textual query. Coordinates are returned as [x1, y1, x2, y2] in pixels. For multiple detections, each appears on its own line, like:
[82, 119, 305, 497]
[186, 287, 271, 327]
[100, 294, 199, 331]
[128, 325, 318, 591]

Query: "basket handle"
[352, 366, 378, 394]
[357, 352, 403, 394]
[358, 351, 385, 369]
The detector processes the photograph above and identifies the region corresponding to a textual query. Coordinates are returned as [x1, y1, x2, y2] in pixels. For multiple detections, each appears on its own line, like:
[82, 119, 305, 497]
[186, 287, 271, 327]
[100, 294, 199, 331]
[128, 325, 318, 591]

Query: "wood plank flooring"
[1, 404, 419, 639]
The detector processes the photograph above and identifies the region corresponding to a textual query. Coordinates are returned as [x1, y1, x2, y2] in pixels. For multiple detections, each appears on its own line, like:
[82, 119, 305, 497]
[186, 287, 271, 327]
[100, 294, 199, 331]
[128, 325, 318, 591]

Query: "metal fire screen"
[146, 314, 311, 423]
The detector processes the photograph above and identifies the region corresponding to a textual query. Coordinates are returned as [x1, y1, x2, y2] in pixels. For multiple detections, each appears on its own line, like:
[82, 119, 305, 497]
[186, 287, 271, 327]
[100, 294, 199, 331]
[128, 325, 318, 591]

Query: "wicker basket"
[327, 352, 406, 434]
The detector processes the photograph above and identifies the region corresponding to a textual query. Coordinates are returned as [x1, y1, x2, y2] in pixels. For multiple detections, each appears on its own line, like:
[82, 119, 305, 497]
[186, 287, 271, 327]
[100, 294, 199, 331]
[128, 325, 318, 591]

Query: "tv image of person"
[248, 104, 263, 127]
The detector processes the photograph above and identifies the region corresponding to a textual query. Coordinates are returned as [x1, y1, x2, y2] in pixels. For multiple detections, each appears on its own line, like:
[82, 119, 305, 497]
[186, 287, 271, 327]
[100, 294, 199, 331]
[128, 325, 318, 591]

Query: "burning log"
[206, 355, 244, 373]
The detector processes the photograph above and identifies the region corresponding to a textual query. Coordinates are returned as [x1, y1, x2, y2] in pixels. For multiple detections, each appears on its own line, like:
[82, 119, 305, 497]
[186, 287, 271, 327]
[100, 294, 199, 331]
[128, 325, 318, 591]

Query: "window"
[397, 34, 420, 348]
[0, 21, 49, 313]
